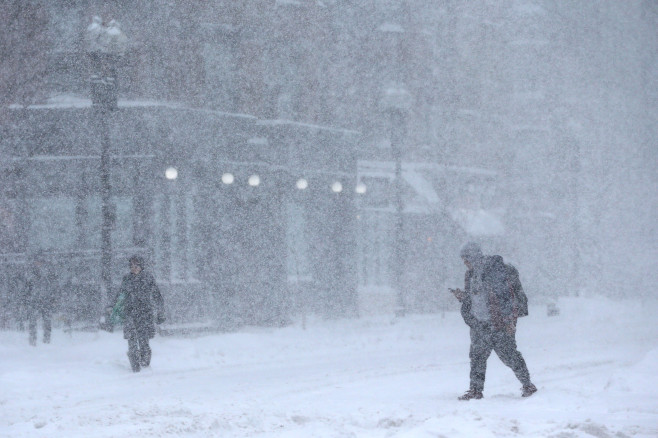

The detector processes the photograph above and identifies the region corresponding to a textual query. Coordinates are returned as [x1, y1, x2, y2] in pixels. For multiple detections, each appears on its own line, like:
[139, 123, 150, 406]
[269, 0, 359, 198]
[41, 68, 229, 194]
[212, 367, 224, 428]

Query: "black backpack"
[506, 264, 528, 317]
[484, 256, 528, 318]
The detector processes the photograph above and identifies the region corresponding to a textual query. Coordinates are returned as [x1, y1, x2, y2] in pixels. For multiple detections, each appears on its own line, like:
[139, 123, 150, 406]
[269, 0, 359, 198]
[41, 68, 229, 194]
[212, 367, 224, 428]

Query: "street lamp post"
[381, 85, 411, 317]
[86, 17, 127, 307]
[390, 108, 406, 317]
[379, 16, 411, 317]
[294, 177, 308, 329]
[163, 167, 178, 283]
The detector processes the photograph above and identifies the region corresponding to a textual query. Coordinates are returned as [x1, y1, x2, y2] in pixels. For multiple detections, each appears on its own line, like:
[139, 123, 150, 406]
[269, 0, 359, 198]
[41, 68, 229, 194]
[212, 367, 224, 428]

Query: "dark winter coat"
[115, 271, 164, 340]
[460, 255, 527, 331]
[22, 265, 58, 312]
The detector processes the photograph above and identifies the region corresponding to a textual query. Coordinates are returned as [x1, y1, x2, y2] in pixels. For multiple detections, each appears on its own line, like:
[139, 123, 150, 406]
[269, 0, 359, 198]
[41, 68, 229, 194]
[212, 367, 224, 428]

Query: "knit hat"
[460, 242, 482, 262]
[128, 255, 145, 268]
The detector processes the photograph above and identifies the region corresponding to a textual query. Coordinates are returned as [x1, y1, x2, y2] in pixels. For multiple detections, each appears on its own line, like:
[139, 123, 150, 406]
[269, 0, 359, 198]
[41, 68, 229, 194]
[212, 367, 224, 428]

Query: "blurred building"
[355, 160, 505, 314]
[0, 101, 359, 327]
[0, 1, 362, 327]
[1, 1, 655, 328]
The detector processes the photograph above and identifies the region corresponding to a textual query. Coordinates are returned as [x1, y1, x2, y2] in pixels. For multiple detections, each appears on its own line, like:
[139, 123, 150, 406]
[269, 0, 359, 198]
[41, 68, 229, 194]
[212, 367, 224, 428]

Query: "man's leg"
[469, 324, 494, 392]
[492, 330, 532, 387]
[42, 308, 52, 344]
[27, 307, 37, 346]
[139, 334, 151, 367]
[127, 332, 141, 372]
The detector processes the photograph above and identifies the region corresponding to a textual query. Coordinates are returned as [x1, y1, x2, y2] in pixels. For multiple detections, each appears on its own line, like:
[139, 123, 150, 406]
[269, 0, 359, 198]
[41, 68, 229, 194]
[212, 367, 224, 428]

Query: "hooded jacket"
[116, 270, 164, 339]
[460, 255, 527, 330]
[22, 264, 58, 312]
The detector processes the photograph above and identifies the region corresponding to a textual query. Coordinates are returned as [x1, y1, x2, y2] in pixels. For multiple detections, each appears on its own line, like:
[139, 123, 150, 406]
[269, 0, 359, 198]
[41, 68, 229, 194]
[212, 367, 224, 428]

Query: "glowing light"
[331, 181, 343, 193]
[221, 173, 234, 184]
[296, 178, 308, 190]
[165, 167, 178, 180]
[248, 175, 261, 187]
[355, 182, 367, 194]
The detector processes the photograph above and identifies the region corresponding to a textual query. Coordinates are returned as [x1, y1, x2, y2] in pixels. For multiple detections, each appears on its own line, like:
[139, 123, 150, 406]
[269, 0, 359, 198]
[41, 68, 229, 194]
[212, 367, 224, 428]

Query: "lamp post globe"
[165, 167, 178, 180]
[222, 173, 235, 185]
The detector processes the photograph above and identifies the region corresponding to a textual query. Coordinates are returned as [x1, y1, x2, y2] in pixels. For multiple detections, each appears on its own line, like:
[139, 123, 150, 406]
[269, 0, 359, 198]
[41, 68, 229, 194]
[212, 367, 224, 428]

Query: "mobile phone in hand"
[449, 288, 464, 301]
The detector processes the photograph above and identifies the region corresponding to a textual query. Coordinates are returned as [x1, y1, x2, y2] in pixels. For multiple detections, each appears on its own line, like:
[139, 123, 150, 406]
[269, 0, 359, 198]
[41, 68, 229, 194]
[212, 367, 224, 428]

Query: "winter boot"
[458, 388, 483, 401]
[29, 323, 37, 346]
[521, 383, 537, 397]
[128, 352, 141, 373]
[43, 319, 52, 344]
[140, 349, 151, 368]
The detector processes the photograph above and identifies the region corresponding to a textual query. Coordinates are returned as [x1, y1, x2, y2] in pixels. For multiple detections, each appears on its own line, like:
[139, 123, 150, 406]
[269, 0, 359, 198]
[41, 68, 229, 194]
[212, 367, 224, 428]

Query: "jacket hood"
[460, 242, 483, 263]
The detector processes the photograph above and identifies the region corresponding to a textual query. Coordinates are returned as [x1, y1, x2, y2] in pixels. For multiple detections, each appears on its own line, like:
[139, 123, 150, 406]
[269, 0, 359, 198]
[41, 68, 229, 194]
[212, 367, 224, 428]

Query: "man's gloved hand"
[449, 288, 465, 302]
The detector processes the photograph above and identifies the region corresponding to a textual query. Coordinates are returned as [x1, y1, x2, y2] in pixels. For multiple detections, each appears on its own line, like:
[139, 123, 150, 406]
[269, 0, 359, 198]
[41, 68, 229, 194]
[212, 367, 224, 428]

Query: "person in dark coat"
[450, 242, 536, 400]
[114, 255, 165, 372]
[23, 253, 58, 346]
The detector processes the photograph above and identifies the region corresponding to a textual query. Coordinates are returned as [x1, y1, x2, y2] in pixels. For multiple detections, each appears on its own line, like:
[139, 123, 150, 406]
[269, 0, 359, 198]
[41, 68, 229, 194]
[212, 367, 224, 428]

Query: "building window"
[358, 211, 393, 287]
[360, 176, 391, 209]
[83, 196, 134, 250]
[0, 200, 21, 253]
[286, 202, 310, 282]
[29, 197, 77, 250]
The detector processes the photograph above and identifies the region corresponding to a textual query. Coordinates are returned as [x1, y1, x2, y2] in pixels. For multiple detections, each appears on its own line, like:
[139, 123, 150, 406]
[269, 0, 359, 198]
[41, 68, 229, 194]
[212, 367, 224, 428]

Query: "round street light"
[296, 178, 308, 190]
[222, 173, 235, 184]
[355, 182, 367, 194]
[248, 175, 261, 187]
[165, 167, 178, 180]
[331, 181, 343, 193]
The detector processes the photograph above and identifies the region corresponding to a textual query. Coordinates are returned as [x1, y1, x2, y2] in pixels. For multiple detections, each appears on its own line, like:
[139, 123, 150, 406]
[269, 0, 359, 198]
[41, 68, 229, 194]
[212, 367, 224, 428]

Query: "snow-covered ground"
[1, 296, 657, 438]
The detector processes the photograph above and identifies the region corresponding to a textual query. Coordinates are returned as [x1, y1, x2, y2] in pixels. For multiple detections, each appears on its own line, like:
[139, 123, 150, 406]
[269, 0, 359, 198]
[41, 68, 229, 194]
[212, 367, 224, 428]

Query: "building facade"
[1, 1, 655, 327]
[0, 101, 359, 327]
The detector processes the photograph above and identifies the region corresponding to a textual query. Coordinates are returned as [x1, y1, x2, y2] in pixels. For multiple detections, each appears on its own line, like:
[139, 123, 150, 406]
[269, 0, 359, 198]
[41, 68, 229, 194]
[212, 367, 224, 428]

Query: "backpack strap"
[507, 264, 528, 317]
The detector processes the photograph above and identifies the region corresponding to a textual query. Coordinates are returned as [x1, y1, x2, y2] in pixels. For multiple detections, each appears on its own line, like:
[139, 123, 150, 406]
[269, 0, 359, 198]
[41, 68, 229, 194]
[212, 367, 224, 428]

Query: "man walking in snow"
[451, 242, 537, 400]
[23, 252, 58, 346]
[114, 255, 165, 372]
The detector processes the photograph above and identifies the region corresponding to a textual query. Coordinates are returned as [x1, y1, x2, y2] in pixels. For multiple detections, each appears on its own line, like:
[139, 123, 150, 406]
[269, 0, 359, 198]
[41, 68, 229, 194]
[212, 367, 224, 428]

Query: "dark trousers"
[469, 322, 531, 391]
[28, 306, 52, 346]
[127, 331, 151, 372]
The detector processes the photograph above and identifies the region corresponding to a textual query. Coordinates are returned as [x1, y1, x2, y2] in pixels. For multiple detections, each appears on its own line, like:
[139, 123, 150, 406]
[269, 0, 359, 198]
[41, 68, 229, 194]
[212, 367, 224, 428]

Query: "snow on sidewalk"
[1, 296, 657, 437]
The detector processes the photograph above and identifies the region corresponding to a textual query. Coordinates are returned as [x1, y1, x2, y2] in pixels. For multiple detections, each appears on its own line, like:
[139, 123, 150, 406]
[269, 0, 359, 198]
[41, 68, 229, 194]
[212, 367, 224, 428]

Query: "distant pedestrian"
[113, 255, 165, 372]
[23, 252, 58, 346]
[450, 242, 537, 400]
